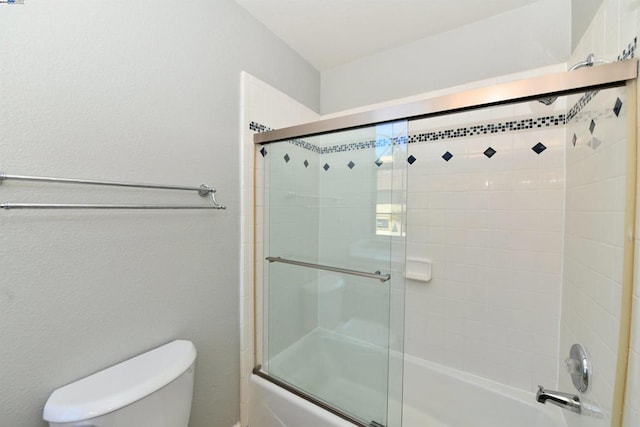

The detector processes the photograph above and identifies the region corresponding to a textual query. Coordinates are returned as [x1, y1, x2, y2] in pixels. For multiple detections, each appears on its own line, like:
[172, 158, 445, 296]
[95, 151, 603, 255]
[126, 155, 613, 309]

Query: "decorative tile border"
[321, 136, 407, 153]
[251, 116, 563, 154]
[250, 38, 636, 155]
[407, 115, 565, 143]
[566, 38, 636, 123]
[249, 121, 273, 133]
[618, 37, 637, 62]
[250, 121, 323, 153]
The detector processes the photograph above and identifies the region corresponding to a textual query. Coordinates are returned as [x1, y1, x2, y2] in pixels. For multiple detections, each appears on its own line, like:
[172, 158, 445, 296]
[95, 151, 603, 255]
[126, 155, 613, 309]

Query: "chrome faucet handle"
[567, 344, 590, 392]
[566, 357, 582, 375]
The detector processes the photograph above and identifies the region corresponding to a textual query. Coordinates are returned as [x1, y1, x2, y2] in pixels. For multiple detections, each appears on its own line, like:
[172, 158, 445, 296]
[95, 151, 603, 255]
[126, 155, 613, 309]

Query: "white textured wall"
[0, 2, 318, 427]
[320, 0, 572, 114]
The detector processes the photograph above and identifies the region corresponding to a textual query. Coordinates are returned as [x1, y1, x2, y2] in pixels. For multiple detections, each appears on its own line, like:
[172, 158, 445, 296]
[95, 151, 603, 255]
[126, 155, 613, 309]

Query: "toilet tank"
[43, 340, 197, 427]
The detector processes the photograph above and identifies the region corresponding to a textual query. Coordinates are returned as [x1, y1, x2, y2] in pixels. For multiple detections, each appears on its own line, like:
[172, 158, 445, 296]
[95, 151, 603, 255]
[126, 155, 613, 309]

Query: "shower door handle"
[266, 256, 391, 283]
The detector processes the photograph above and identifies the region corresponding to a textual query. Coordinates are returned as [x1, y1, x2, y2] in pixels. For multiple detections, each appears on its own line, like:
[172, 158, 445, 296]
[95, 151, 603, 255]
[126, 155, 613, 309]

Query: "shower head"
[537, 54, 610, 105]
[538, 97, 557, 106]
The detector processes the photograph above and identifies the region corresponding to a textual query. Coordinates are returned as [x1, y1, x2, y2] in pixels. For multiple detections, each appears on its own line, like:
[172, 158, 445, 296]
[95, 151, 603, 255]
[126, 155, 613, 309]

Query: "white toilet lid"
[43, 340, 196, 423]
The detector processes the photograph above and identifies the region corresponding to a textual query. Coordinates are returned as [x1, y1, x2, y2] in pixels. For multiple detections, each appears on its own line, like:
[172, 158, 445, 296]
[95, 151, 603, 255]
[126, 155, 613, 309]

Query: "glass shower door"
[261, 121, 407, 427]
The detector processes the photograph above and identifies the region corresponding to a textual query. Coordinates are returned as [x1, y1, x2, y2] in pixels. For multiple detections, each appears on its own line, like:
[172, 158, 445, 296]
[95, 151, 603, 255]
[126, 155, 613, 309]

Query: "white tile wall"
[405, 105, 565, 392]
[562, 1, 640, 426]
[560, 86, 628, 427]
[239, 72, 319, 426]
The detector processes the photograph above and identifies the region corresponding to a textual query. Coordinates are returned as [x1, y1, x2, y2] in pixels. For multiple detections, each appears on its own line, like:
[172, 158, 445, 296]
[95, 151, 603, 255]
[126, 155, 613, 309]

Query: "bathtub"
[250, 347, 567, 427]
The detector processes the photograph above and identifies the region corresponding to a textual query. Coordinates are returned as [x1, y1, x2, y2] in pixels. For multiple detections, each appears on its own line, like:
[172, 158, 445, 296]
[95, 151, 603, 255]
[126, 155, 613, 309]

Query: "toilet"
[43, 340, 196, 427]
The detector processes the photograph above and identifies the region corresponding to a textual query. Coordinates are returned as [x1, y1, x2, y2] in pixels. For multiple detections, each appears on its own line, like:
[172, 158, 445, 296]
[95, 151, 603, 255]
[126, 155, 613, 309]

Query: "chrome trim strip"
[254, 59, 638, 144]
[266, 256, 390, 283]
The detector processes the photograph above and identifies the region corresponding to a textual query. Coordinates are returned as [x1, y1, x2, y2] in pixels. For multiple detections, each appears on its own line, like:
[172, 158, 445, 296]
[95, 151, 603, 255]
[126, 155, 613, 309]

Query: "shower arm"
[569, 53, 611, 71]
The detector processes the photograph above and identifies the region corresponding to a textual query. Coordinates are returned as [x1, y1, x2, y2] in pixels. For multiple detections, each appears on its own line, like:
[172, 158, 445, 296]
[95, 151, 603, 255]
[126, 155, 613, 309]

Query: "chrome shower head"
[538, 97, 557, 106]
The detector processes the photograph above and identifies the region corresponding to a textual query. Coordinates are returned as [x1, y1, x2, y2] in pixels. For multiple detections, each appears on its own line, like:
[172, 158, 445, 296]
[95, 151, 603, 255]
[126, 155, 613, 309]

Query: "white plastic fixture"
[405, 257, 432, 282]
[43, 340, 197, 423]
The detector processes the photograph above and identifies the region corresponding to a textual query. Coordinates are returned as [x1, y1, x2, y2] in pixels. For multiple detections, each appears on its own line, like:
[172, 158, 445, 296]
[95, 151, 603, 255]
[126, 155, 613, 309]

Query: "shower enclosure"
[253, 59, 638, 427]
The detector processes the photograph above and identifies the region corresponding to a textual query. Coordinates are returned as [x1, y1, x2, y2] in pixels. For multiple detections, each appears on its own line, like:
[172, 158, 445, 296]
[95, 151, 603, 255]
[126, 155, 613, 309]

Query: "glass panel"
[262, 121, 407, 426]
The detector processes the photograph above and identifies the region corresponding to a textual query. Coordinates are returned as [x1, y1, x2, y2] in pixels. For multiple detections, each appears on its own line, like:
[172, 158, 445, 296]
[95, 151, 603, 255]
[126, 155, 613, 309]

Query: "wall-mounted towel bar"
[0, 171, 226, 210]
[266, 256, 390, 283]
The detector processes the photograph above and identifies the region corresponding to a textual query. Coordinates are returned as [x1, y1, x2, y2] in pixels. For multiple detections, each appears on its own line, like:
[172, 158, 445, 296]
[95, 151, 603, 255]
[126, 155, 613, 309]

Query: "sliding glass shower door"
[260, 121, 408, 427]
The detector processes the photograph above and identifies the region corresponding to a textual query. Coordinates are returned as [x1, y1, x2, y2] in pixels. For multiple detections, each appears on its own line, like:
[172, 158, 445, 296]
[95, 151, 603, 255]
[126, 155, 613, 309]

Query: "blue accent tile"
[532, 142, 546, 154]
[589, 119, 596, 134]
[614, 97, 623, 117]
[323, 163, 330, 171]
[260, 147, 267, 157]
[572, 133, 577, 147]
[375, 159, 383, 167]
[348, 161, 355, 169]
[284, 154, 290, 163]
[304, 160, 309, 168]
[407, 155, 417, 165]
[442, 151, 453, 162]
[484, 147, 496, 158]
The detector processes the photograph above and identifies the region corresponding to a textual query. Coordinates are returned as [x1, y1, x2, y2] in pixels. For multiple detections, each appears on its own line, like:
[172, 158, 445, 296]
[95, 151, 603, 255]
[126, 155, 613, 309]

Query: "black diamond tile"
[304, 160, 309, 168]
[572, 133, 577, 147]
[589, 119, 596, 134]
[348, 161, 355, 169]
[407, 155, 417, 165]
[260, 147, 267, 157]
[284, 154, 290, 163]
[323, 163, 330, 171]
[532, 142, 547, 154]
[375, 159, 383, 167]
[614, 97, 623, 117]
[442, 151, 453, 162]
[484, 147, 496, 158]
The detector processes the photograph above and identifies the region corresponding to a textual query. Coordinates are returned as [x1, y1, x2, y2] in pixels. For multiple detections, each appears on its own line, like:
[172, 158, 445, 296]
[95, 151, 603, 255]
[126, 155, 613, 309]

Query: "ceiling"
[234, 0, 549, 71]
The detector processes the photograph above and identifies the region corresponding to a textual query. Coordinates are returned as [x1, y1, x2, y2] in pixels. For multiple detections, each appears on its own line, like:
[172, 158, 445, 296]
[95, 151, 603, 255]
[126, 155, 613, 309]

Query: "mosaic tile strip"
[566, 38, 636, 123]
[249, 121, 274, 133]
[321, 136, 408, 154]
[251, 116, 563, 155]
[250, 121, 322, 153]
[407, 115, 565, 143]
[566, 90, 600, 123]
[566, 104, 621, 127]
[617, 37, 637, 62]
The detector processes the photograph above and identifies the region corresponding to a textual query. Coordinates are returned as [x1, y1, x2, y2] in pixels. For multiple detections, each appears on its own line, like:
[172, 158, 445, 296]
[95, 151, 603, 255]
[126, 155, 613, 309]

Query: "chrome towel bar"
[266, 256, 390, 283]
[0, 203, 223, 210]
[0, 171, 226, 210]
